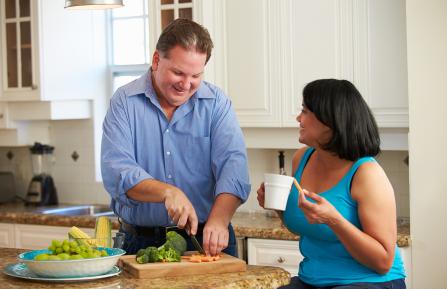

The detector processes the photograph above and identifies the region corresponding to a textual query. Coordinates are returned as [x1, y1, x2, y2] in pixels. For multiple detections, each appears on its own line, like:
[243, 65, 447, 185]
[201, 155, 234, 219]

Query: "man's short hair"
[156, 18, 214, 63]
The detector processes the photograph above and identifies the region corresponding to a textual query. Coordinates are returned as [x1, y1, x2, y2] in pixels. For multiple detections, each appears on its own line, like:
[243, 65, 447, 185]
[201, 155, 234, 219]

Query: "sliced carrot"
[185, 253, 222, 263]
[200, 256, 213, 262]
[189, 257, 202, 263]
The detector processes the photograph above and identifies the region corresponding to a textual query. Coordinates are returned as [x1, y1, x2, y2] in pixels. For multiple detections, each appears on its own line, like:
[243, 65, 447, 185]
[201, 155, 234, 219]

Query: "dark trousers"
[279, 277, 406, 289]
[119, 223, 238, 257]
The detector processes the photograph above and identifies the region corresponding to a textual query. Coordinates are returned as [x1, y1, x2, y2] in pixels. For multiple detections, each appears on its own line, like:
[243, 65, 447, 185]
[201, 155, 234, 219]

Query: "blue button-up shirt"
[101, 72, 251, 227]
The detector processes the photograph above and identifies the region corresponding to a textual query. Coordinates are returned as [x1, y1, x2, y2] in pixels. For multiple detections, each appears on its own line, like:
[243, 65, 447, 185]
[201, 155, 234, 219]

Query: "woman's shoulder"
[292, 147, 311, 175]
[354, 158, 383, 177]
[351, 159, 392, 201]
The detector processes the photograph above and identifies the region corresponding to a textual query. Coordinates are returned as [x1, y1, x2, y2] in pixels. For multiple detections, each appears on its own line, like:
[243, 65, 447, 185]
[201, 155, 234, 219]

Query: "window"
[109, 0, 194, 93]
[160, 0, 193, 30]
[109, 0, 149, 92]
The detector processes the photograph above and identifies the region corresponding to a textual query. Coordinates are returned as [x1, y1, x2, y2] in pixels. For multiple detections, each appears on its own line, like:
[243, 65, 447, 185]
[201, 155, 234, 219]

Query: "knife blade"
[190, 234, 206, 255]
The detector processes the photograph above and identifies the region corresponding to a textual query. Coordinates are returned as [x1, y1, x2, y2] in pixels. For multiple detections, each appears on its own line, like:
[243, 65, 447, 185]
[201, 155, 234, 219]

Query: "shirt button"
[166, 151, 171, 155]
[168, 174, 172, 179]
[166, 129, 169, 133]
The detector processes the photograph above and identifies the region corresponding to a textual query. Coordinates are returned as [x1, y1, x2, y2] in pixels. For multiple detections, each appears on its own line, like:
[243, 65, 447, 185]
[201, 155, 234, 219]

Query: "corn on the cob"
[95, 216, 112, 248]
[68, 226, 96, 246]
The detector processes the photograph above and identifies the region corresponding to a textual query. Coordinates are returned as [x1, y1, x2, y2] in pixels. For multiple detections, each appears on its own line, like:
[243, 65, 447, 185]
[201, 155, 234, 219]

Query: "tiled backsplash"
[0, 138, 409, 218]
[0, 119, 109, 205]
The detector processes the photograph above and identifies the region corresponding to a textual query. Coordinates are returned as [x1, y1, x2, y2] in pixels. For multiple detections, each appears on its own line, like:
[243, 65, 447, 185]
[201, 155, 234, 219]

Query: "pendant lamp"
[65, 0, 124, 9]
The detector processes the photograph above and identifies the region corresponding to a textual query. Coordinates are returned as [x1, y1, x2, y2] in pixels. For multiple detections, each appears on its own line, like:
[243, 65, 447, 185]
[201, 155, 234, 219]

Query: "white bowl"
[18, 248, 125, 278]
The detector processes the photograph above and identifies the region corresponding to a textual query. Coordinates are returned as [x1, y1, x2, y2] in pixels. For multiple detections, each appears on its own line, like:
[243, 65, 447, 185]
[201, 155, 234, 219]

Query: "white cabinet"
[217, 0, 341, 128]
[0, 223, 118, 250]
[207, 0, 408, 129]
[0, 0, 106, 145]
[0, 0, 104, 104]
[14, 224, 95, 250]
[247, 238, 303, 276]
[0, 223, 15, 248]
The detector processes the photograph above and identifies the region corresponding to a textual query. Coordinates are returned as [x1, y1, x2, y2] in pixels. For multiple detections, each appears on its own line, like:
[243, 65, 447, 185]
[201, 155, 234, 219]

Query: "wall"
[239, 149, 409, 218]
[406, 0, 447, 288]
[49, 119, 109, 204]
[0, 119, 109, 205]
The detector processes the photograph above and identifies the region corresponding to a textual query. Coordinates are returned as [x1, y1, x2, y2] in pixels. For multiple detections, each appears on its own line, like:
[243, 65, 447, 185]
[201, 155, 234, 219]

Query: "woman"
[257, 79, 406, 289]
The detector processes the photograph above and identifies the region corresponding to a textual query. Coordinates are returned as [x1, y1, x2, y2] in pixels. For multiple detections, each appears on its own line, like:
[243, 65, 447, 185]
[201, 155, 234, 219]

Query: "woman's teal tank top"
[283, 147, 406, 286]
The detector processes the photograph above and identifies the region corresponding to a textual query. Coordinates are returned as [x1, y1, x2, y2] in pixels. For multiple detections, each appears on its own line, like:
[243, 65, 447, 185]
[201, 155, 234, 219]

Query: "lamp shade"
[65, 0, 124, 9]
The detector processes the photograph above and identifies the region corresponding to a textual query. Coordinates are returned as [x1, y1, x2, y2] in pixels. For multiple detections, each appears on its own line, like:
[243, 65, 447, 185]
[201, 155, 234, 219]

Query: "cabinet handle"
[277, 257, 285, 263]
[0, 113, 3, 119]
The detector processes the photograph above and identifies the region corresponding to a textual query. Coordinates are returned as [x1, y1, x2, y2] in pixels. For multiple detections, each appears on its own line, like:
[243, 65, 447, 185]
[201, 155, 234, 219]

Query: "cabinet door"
[367, 0, 408, 127]
[1, 0, 37, 97]
[14, 224, 95, 250]
[281, 0, 340, 127]
[221, 1, 341, 127]
[214, 0, 408, 129]
[222, 0, 281, 127]
[1, 0, 107, 102]
[0, 223, 15, 248]
[247, 238, 303, 276]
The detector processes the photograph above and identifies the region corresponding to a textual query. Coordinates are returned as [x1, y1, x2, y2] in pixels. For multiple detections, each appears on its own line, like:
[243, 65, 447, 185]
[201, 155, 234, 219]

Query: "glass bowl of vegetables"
[18, 239, 125, 278]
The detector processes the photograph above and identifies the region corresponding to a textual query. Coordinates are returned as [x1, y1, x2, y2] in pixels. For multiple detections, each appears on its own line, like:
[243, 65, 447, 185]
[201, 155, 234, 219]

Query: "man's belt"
[120, 220, 206, 237]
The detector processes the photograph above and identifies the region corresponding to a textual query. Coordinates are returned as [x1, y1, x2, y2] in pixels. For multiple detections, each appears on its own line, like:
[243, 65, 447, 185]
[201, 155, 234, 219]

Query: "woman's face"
[296, 105, 332, 147]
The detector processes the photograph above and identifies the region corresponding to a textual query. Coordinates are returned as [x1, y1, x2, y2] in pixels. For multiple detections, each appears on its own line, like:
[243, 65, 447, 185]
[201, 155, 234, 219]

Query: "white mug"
[264, 173, 294, 211]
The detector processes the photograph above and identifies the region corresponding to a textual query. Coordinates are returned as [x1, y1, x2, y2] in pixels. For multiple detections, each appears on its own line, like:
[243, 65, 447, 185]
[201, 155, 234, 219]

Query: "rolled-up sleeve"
[211, 93, 251, 202]
[101, 89, 153, 207]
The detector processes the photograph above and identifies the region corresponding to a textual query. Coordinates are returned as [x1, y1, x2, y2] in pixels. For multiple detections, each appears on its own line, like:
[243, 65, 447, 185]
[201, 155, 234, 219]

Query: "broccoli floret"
[158, 246, 180, 262]
[145, 246, 161, 263]
[165, 231, 187, 256]
[135, 231, 186, 264]
[136, 253, 149, 264]
[136, 248, 146, 258]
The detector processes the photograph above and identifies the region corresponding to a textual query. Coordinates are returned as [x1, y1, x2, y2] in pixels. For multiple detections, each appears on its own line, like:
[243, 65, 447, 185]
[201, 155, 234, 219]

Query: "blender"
[25, 142, 58, 206]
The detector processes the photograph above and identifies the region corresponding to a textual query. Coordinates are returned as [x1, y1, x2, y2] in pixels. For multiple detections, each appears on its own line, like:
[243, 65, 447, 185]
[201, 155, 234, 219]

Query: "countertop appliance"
[25, 143, 58, 206]
[0, 172, 16, 203]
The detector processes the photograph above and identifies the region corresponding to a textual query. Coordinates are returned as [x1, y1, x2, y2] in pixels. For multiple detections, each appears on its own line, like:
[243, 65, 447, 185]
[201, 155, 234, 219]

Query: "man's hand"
[164, 188, 199, 235]
[202, 218, 229, 256]
[202, 193, 241, 256]
[126, 179, 198, 234]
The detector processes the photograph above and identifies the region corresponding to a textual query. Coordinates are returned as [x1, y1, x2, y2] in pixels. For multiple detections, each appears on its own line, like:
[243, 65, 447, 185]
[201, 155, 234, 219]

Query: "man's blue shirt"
[101, 72, 251, 227]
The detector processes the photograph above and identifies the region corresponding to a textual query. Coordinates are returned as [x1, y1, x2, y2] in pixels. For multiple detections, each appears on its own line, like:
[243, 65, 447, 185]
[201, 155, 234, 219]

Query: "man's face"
[151, 45, 207, 109]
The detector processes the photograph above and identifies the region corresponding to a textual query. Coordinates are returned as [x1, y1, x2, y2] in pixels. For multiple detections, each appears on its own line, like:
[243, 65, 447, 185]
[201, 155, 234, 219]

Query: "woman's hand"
[256, 182, 266, 208]
[298, 189, 342, 225]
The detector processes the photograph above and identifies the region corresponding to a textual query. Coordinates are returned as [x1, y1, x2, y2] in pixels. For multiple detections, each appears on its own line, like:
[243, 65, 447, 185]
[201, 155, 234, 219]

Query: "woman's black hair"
[302, 79, 380, 161]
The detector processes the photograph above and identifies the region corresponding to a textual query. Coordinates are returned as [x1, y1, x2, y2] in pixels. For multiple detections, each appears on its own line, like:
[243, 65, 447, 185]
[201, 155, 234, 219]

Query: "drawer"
[0, 223, 15, 248]
[247, 238, 303, 276]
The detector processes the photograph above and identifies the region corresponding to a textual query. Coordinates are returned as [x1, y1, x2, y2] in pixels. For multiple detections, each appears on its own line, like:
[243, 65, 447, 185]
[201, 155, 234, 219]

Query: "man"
[101, 18, 250, 257]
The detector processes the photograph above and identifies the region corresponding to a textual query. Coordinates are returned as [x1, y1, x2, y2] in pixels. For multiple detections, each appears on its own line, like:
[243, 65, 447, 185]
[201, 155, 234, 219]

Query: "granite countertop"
[0, 248, 290, 289]
[0, 202, 411, 247]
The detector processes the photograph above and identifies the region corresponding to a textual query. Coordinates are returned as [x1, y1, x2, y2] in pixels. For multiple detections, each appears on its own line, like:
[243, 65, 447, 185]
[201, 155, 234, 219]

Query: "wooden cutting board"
[119, 251, 247, 278]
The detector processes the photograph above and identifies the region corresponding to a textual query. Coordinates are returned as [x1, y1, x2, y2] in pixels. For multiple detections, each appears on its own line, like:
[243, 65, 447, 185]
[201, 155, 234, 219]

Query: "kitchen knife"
[190, 234, 206, 255]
